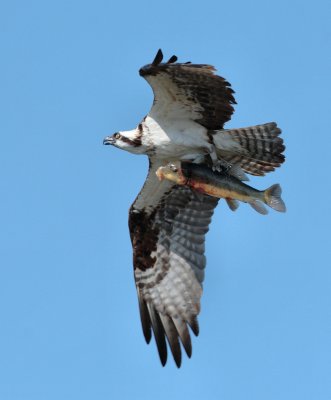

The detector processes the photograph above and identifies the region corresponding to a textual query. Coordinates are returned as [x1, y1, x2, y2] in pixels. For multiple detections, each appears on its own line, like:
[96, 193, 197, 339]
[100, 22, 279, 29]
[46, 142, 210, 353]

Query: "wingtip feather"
[189, 317, 200, 336]
[167, 55, 178, 64]
[152, 49, 163, 66]
[173, 318, 192, 358]
[137, 288, 152, 343]
[146, 303, 168, 366]
[159, 314, 182, 368]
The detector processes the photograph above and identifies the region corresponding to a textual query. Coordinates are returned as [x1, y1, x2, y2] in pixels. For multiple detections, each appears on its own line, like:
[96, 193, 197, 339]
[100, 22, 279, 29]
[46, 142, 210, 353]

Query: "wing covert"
[139, 49, 236, 130]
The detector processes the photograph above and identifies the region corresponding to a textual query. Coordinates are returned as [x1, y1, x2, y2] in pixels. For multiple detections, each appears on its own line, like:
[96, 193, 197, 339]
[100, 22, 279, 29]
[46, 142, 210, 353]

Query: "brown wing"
[129, 161, 218, 367]
[139, 49, 236, 130]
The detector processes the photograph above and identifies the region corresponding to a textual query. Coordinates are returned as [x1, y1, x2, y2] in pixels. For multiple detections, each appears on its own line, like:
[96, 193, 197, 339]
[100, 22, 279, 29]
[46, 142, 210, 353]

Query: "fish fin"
[226, 198, 239, 211]
[264, 184, 286, 212]
[249, 200, 268, 215]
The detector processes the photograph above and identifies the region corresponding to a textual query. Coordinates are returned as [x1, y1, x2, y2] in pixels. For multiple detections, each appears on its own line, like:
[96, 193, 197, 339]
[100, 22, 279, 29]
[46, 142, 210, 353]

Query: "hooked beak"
[103, 136, 115, 145]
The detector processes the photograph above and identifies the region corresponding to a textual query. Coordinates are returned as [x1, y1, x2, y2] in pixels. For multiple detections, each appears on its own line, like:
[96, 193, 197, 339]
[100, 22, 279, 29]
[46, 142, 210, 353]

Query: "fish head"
[155, 162, 186, 185]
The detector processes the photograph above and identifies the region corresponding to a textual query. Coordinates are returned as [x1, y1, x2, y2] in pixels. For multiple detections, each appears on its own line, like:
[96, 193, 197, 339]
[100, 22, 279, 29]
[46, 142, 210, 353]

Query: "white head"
[103, 124, 147, 155]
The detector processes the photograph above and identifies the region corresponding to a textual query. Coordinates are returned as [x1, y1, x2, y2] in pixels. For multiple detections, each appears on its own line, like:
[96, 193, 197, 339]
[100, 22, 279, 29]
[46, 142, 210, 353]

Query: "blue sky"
[1, 0, 330, 399]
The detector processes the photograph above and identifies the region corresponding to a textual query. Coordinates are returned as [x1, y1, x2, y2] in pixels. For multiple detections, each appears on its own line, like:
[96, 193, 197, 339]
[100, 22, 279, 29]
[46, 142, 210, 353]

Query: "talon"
[211, 159, 230, 173]
[212, 163, 222, 172]
[206, 146, 232, 173]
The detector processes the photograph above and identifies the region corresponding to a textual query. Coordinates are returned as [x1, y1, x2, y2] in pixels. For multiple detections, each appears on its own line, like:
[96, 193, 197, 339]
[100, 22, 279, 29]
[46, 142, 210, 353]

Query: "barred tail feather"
[213, 122, 285, 176]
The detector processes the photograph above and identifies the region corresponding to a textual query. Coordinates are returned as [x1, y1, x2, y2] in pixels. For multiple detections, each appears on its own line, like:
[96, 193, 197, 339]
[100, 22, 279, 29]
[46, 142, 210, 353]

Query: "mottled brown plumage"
[140, 49, 236, 130]
[130, 162, 218, 367]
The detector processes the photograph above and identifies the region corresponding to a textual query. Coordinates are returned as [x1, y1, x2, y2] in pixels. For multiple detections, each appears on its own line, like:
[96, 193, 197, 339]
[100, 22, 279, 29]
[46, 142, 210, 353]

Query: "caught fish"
[156, 162, 286, 215]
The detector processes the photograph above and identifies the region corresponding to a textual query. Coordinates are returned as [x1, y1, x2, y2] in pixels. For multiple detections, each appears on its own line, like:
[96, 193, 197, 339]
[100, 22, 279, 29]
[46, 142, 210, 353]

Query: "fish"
[156, 161, 286, 215]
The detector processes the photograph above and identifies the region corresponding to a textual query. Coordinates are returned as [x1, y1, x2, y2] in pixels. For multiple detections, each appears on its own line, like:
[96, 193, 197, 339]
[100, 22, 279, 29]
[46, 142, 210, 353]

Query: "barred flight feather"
[130, 164, 218, 367]
[214, 122, 285, 175]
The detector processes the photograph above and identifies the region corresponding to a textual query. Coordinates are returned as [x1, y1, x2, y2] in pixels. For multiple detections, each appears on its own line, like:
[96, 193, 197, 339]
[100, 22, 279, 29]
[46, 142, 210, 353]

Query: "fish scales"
[180, 162, 264, 203]
[156, 162, 286, 215]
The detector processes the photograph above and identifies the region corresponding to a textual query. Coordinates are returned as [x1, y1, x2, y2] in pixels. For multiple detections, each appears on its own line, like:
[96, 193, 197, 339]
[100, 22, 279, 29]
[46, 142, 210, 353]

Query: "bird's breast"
[144, 116, 209, 159]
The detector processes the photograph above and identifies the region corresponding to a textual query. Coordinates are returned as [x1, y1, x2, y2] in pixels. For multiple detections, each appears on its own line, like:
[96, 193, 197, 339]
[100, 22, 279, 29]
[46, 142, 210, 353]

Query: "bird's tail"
[212, 122, 285, 176]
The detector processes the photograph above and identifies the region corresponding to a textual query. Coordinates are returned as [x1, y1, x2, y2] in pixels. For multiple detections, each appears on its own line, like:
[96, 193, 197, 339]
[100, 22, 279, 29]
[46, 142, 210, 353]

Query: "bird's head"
[103, 126, 146, 154]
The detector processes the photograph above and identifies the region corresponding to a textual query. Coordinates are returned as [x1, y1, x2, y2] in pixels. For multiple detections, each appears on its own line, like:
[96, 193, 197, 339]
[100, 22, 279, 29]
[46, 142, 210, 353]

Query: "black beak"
[103, 136, 115, 145]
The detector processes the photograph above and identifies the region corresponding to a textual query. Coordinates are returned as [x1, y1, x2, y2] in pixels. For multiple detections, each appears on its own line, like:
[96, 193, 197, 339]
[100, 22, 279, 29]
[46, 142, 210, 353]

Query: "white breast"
[143, 116, 210, 160]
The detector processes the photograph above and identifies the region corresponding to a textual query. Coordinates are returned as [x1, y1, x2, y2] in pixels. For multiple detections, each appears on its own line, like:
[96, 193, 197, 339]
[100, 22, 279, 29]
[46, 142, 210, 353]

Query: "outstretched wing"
[129, 160, 218, 367]
[139, 49, 236, 130]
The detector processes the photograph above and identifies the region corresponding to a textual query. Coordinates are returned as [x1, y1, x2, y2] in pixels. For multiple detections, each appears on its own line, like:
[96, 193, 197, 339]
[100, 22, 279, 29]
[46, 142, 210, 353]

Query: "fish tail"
[264, 184, 286, 212]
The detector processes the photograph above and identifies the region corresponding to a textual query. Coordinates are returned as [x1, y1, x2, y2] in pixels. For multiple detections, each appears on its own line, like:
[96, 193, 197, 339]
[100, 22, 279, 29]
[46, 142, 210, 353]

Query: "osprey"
[104, 50, 285, 367]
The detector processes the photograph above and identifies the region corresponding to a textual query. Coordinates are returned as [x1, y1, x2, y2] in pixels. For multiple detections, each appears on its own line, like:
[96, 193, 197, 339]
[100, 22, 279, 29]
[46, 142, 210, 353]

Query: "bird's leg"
[180, 154, 205, 164]
[207, 146, 228, 172]
[207, 148, 249, 180]
[191, 154, 206, 164]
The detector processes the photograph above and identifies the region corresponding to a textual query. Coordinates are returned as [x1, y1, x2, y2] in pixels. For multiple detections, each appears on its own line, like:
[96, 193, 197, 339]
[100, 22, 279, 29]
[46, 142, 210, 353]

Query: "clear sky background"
[1, 1, 330, 399]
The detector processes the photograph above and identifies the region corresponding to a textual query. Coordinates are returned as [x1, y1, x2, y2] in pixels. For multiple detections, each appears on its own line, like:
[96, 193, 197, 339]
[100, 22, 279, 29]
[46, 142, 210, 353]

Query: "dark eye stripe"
[120, 135, 142, 147]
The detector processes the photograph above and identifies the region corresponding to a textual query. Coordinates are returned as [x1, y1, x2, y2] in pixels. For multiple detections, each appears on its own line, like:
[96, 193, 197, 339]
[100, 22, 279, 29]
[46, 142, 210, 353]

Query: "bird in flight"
[104, 49, 285, 367]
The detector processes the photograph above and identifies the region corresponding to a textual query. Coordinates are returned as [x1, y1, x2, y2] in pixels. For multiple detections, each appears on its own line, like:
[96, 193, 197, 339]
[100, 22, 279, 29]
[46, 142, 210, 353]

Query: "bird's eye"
[170, 164, 178, 172]
[114, 133, 121, 140]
